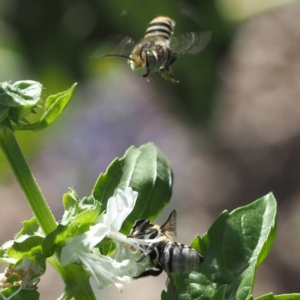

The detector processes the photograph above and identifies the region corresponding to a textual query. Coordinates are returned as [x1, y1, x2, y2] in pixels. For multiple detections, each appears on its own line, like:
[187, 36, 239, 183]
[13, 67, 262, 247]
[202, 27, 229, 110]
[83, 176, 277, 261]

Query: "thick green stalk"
[48, 258, 96, 300]
[0, 120, 96, 299]
[0, 120, 57, 234]
[63, 265, 97, 300]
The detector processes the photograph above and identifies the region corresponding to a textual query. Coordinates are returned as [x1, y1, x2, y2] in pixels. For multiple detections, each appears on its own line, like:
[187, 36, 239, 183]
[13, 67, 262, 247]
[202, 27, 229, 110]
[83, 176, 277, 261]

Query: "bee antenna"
[102, 54, 135, 61]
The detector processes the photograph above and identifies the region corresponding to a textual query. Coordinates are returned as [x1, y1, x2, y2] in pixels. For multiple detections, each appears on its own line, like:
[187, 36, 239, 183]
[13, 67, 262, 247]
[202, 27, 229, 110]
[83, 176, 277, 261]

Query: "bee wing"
[91, 35, 136, 59]
[112, 35, 136, 56]
[171, 31, 211, 55]
[161, 210, 177, 242]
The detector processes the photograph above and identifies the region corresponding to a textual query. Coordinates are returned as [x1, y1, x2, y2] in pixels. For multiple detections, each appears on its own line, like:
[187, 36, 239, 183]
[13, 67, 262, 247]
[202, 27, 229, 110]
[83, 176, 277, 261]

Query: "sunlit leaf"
[162, 193, 277, 300]
[93, 142, 173, 234]
[36, 83, 77, 130]
[42, 188, 100, 257]
[0, 81, 42, 107]
[0, 287, 39, 300]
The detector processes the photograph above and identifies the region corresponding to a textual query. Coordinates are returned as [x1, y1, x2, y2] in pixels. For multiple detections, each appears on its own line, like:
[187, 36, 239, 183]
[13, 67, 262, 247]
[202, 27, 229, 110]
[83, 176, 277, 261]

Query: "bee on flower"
[60, 187, 165, 292]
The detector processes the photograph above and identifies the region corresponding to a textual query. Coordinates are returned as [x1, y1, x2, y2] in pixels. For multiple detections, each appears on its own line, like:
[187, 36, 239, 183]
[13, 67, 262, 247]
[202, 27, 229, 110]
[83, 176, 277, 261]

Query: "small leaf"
[189, 235, 202, 253]
[15, 218, 45, 241]
[43, 189, 100, 257]
[0, 105, 9, 123]
[36, 82, 77, 130]
[0, 287, 39, 300]
[4, 82, 77, 130]
[61, 188, 100, 227]
[211, 285, 227, 300]
[0, 218, 45, 268]
[0, 80, 43, 127]
[92, 142, 173, 234]
[61, 188, 81, 224]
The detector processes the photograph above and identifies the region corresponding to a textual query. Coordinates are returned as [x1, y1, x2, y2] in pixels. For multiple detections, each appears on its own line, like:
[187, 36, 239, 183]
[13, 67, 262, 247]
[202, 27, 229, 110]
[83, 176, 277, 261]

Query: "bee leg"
[142, 53, 152, 80]
[139, 43, 149, 61]
[136, 243, 157, 263]
[159, 51, 179, 83]
[159, 49, 179, 83]
[134, 265, 163, 279]
[143, 72, 150, 79]
[160, 69, 179, 84]
[165, 51, 178, 69]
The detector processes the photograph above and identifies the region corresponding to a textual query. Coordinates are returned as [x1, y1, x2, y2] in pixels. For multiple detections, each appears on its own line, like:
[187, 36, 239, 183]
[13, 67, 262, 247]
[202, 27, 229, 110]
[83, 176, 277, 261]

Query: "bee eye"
[145, 229, 158, 239]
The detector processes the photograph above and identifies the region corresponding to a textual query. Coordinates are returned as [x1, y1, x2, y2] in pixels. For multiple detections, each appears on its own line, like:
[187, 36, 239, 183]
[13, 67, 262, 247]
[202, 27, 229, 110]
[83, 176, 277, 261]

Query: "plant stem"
[0, 120, 96, 299]
[58, 264, 97, 300]
[0, 120, 57, 234]
[48, 257, 68, 282]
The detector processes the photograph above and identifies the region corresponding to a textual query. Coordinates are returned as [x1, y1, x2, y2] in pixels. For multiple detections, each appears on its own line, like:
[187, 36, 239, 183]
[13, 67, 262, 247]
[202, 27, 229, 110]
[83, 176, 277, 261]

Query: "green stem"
[0, 120, 57, 234]
[60, 265, 97, 300]
[48, 260, 96, 300]
[48, 257, 68, 282]
[0, 120, 96, 299]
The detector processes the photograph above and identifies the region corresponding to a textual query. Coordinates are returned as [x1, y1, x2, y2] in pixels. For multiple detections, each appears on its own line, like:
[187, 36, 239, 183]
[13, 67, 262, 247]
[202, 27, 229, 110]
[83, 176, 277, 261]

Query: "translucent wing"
[171, 31, 211, 55]
[91, 35, 136, 59]
[161, 210, 177, 242]
[111, 35, 136, 56]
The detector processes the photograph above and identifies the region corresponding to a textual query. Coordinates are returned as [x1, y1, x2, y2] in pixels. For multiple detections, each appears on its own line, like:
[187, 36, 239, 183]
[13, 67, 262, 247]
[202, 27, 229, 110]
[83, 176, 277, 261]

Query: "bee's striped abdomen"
[145, 16, 175, 40]
[159, 242, 203, 274]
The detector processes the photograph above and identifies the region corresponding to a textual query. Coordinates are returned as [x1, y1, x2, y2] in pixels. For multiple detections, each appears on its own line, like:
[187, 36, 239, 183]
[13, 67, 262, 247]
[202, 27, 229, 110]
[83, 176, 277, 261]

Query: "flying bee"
[102, 16, 211, 83]
[127, 210, 203, 298]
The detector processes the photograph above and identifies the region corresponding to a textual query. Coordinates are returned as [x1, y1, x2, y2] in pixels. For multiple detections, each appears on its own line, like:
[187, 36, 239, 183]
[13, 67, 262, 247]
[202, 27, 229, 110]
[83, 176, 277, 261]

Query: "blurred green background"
[1, 0, 300, 299]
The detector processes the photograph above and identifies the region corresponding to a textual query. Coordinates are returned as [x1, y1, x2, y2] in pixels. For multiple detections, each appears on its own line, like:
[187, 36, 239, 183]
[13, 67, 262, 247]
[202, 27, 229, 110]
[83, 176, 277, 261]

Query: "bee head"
[128, 219, 159, 239]
[127, 52, 147, 74]
[128, 49, 157, 79]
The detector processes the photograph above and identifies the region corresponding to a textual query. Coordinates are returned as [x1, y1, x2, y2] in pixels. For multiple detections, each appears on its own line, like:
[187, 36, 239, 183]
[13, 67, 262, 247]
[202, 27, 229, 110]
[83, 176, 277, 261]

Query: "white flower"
[61, 187, 164, 292]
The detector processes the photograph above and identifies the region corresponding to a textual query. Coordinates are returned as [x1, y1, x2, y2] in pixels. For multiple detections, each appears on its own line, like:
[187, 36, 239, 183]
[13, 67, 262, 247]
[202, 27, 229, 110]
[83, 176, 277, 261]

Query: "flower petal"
[98, 187, 138, 231]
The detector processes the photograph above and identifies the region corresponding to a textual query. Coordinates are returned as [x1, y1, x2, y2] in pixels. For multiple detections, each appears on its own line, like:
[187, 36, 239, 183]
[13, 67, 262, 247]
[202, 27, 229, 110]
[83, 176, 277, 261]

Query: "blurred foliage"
[0, 0, 296, 180]
[0, 0, 234, 122]
[0, 0, 233, 181]
[216, 0, 300, 21]
[1, 0, 297, 122]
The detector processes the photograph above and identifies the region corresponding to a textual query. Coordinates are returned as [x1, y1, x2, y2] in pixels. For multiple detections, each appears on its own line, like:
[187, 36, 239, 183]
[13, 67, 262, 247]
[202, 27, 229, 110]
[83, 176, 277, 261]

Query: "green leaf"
[42, 188, 100, 257]
[61, 188, 101, 225]
[15, 218, 45, 240]
[0, 80, 76, 130]
[93, 142, 173, 234]
[0, 105, 9, 123]
[0, 287, 39, 300]
[255, 293, 300, 300]
[61, 189, 100, 228]
[35, 82, 77, 130]
[15, 83, 77, 131]
[42, 224, 69, 258]
[0, 218, 45, 268]
[189, 235, 202, 253]
[0, 80, 42, 126]
[0, 241, 18, 265]
[211, 285, 227, 300]
[163, 193, 277, 300]
[0, 219, 45, 297]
